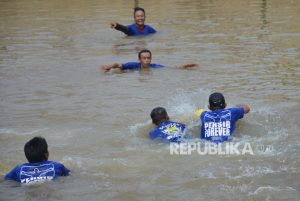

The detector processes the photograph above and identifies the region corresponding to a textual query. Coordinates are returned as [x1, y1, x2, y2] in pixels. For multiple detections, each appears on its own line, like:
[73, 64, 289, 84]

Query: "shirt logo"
[160, 123, 184, 140]
[20, 164, 55, 184]
[203, 110, 232, 138]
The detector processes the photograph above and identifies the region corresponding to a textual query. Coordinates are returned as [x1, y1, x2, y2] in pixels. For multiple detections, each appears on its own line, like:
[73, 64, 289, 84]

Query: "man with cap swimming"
[199, 92, 250, 143]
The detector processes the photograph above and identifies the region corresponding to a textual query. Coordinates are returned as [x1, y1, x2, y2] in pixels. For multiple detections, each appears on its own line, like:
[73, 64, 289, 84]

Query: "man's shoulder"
[161, 120, 185, 128]
[227, 107, 245, 119]
[21, 161, 64, 168]
[149, 127, 159, 134]
[122, 62, 140, 69]
[7, 164, 22, 173]
[227, 107, 244, 113]
[149, 63, 164, 68]
[151, 121, 185, 134]
[144, 24, 156, 31]
[144, 24, 154, 28]
[204, 109, 231, 114]
[201, 109, 228, 119]
[46, 161, 69, 170]
[123, 62, 139, 65]
[202, 110, 217, 116]
[149, 126, 162, 139]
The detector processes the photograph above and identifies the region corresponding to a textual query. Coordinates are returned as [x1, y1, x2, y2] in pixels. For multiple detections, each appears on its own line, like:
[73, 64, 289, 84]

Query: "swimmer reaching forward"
[198, 92, 250, 143]
[101, 49, 199, 72]
[111, 7, 156, 36]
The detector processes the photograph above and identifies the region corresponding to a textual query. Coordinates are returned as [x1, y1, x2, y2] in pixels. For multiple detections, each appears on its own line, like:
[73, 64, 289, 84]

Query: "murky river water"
[0, 0, 299, 200]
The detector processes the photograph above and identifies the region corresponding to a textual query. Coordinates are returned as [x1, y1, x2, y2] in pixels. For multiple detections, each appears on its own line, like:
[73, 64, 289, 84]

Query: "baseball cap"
[209, 92, 225, 108]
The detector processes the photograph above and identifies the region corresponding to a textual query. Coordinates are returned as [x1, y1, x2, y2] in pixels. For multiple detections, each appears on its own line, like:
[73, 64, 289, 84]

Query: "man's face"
[134, 10, 145, 26]
[139, 52, 151, 67]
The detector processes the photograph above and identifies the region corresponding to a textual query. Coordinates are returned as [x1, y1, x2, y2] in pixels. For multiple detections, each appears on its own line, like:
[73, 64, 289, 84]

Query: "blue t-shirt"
[122, 62, 164, 70]
[200, 108, 244, 143]
[4, 160, 70, 184]
[127, 24, 156, 36]
[149, 120, 186, 143]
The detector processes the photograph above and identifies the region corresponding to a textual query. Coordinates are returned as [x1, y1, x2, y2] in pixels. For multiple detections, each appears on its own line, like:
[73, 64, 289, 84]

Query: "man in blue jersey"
[200, 92, 250, 143]
[101, 49, 198, 72]
[111, 7, 156, 36]
[149, 107, 186, 143]
[4, 136, 70, 184]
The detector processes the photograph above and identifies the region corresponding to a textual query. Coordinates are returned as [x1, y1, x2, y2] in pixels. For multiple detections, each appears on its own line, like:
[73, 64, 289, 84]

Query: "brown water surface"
[0, 0, 299, 200]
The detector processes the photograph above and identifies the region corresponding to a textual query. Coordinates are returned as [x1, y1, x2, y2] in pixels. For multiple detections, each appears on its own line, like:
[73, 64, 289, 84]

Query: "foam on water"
[0, 127, 49, 136]
[129, 88, 291, 148]
[127, 88, 299, 197]
[129, 120, 152, 137]
[249, 185, 297, 195]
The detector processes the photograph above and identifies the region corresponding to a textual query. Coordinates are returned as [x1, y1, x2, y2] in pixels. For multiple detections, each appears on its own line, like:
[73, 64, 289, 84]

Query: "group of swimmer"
[150, 92, 250, 143]
[4, 7, 250, 184]
[103, 7, 250, 143]
[101, 7, 198, 72]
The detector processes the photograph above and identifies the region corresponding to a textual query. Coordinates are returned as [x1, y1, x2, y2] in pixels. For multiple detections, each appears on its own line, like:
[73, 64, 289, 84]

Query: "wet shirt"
[200, 108, 244, 143]
[115, 23, 156, 36]
[4, 160, 70, 184]
[122, 62, 164, 70]
[127, 24, 156, 36]
[149, 120, 186, 143]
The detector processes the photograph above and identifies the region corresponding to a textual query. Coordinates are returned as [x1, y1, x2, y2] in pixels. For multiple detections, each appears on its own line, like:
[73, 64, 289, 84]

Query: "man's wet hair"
[138, 49, 152, 59]
[24, 136, 48, 163]
[134, 7, 145, 16]
[150, 107, 168, 125]
[209, 92, 226, 110]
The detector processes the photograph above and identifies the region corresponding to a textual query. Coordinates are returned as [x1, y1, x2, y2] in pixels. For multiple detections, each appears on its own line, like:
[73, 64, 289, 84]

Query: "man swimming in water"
[101, 49, 198, 72]
[149, 107, 186, 143]
[110, 7, 156, 36]
[199, 92, 250, 143]
[4, 136, 70, 184]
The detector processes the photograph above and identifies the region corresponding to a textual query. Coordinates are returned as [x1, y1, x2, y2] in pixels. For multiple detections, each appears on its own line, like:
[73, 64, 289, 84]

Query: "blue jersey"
[149, 120, 186, 143]
[122, 62, 164, 70]
[200, 108, 244, 143]
[127, 24, 156, 36]
[4, 160, 70, 184]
